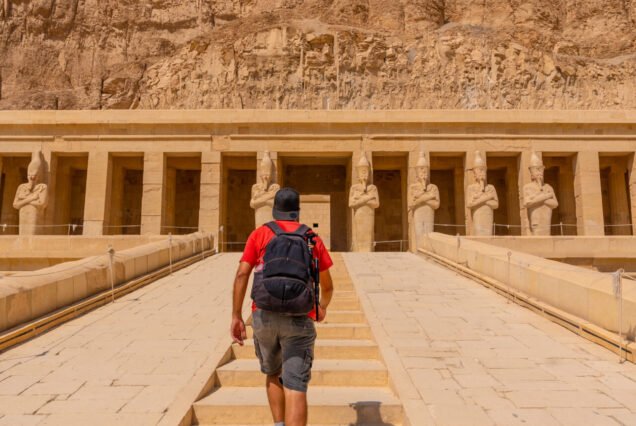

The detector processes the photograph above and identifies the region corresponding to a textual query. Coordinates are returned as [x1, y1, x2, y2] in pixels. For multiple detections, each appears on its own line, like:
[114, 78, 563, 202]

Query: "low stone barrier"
[419, 233, 636, 341]
[0, 232, 213, 333]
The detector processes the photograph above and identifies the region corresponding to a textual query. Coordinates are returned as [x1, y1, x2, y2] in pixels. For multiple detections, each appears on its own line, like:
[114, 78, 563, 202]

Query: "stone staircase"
[191, 254, 404, 425]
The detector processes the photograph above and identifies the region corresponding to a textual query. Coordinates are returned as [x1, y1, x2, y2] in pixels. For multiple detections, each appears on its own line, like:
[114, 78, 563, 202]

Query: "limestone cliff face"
[0, 0, 635, 110]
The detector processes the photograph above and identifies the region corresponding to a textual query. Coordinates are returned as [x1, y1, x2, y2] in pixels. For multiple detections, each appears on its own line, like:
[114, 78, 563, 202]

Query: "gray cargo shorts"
[252, 309, 317, 393]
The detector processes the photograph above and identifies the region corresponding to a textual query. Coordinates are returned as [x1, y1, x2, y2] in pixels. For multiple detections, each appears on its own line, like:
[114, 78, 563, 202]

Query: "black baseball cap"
[273, 187, 300, 221]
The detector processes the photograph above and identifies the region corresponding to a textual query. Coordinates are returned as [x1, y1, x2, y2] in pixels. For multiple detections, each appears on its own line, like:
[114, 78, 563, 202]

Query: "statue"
[523, 152, 559, 236]
[349, 152, 379, 252]
[408, 152, 440, 249]
[13, 151, 49, 235]
[466, 151, 499, 236]
[250, 151, 280, 225]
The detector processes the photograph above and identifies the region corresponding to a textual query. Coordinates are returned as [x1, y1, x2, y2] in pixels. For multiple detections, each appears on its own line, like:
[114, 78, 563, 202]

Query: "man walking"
[231, 187, 334, 426]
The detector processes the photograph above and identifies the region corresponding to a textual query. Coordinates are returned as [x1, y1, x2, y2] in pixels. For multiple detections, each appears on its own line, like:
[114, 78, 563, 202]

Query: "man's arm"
[317, 269, 333, 322]
[231, 261, 253, 345]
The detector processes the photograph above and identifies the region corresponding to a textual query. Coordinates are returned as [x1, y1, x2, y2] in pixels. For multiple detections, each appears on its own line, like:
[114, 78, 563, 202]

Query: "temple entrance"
[162, 155, 201, 235]
[0, 156, 30, 235]
[599, 154, 633, 236]
[281, 156, 350, 252]
[105, 155, 143, 235]
[543, 155, 578, 235]
[51, 154, 88, 235]
[221, 155, 256, 252]
[430, 154, 466, 235]
[487, 155, 521, 236]
[373, 155, 407, 252]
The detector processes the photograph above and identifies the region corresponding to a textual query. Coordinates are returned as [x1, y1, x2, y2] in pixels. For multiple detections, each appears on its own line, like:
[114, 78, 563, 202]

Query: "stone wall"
[0, 1, 635, 110]
[419, 232, 636, 341]
[0, 232, 214, 333]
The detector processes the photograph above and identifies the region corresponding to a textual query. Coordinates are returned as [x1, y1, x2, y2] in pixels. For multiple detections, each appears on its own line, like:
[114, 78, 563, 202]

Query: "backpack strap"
[293, 224, 311, 237]
[265, 221, 284, 236]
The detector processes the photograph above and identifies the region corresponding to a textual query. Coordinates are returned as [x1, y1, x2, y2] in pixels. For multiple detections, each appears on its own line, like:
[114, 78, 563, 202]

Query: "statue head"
[416, 151, 430, 184]
[260, 151, 274, 187]
[27, 151, 43, 187]
[357, 152, 371, 185]
[529, 152, 545, 184]
[472, 151, 487, 182]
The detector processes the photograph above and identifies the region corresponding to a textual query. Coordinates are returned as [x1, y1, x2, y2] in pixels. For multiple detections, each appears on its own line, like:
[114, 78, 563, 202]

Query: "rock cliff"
[0, 0, 635, 110]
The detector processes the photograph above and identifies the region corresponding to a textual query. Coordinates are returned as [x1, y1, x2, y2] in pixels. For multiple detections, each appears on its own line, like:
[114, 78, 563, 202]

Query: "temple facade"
[0, 110, 634, 252]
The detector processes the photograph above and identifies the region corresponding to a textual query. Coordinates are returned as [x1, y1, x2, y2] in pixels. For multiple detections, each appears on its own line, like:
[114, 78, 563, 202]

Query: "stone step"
[328, 297, 360, 311]
[193, 386, 403, 425]
[232, 339, 380, 360]
[215, 359, 388, 387]
[247, 323, 372, 340]
[322, 310, 366, 324]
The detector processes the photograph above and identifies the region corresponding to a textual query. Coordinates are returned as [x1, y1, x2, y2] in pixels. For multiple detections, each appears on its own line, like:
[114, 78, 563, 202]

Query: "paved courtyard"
[2, 252, 636, 425]
[0, 253, 244, 426]
[344, 253, 636, 425]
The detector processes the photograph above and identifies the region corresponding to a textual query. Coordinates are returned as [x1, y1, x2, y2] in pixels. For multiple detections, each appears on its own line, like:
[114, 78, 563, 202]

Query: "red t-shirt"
[240, 220, 333, 320]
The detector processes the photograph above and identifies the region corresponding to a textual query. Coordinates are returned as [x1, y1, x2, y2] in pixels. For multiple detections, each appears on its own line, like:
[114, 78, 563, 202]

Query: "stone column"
[198, 151, 221, 236]
[573, 151, 604, 236]
[630, 154, 636, 236]
[140, 152, 165, 235]
[83, 152, 110, 236]
[609, 164, 631, 235]
[518, 150, 534, 235]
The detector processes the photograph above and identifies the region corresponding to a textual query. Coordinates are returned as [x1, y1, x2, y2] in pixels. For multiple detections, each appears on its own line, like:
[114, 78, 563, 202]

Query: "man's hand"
[317, 305, 327, 323]
[231, 316, 247, 345]
[231, 261, 253, 346]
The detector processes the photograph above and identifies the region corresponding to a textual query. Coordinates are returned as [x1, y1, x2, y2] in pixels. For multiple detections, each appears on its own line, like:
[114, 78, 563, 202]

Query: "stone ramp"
[191, 254, 405, 426]
[0, 253, 243, 426]
[343, 253, 636, 425]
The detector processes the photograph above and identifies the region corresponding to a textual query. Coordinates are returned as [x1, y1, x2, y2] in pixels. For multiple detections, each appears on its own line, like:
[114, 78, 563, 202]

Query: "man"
[231, 187, 334, 426]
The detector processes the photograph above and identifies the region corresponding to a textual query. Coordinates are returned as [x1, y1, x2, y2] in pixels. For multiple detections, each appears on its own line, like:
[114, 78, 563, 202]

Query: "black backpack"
[251, 222, 316, 315]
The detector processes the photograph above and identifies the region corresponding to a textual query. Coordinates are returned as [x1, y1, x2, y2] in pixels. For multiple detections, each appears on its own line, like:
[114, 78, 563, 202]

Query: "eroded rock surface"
[1, 0, 634, 110]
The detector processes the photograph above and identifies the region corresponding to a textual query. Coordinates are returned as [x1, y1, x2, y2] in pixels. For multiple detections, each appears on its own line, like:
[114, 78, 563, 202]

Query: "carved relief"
[349, 152, 380, 252]
[466, 151, 499, 236]
[13, 151, 49, 235]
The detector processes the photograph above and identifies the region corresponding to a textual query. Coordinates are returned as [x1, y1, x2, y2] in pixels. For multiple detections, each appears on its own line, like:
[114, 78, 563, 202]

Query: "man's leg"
[284, 387, 308, 426]
[252, 310, 284, 424]
[280, 316, 316, 426]
[266, 374, 285, 423]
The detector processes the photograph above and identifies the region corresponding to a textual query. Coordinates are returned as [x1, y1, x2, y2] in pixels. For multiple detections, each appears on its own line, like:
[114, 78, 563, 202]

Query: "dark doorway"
[52, 155, 88, 235]
[225, 169, 256, 252]
[599, 154, 633, 236]
[430, 154, 466, 235]
[163, 155, 201, 235]
[105, 155, 144, 235]
[543, 155, 577, 235]
[283, 160, 349, 252]
[487, 155, 521, 236]
[0, 156, 30, 235]
[373, 170, 405, 251]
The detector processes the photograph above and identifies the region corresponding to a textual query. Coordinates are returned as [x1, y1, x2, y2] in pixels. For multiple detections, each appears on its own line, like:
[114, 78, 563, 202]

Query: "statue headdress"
[529, 151, 544, 168]
[473, 150, 486, 169]
[357, 152, 371, 169]
[416, 151, 429, 168]
[28, 150, 43, 176]
[260, 151, 274, 176]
